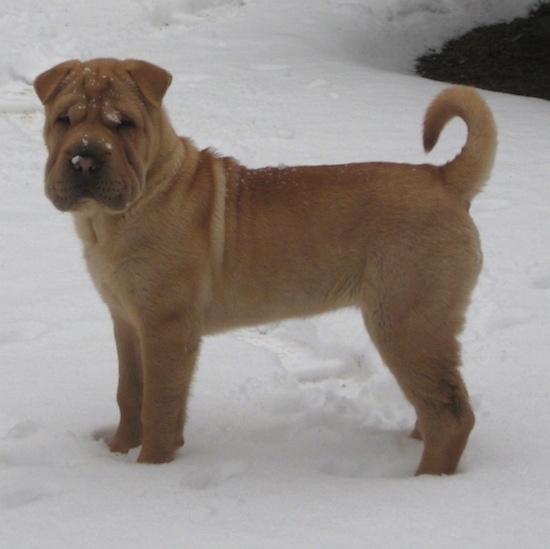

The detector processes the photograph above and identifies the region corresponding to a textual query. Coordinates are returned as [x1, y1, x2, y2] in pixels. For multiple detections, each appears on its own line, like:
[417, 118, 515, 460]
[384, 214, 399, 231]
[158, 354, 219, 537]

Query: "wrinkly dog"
[34, 58, 496, 475]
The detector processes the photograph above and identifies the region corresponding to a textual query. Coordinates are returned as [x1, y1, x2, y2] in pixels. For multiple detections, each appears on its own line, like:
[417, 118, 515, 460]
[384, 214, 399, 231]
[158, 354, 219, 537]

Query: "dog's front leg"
[137, 317, 200, 464]
[109, 315, 144, 454]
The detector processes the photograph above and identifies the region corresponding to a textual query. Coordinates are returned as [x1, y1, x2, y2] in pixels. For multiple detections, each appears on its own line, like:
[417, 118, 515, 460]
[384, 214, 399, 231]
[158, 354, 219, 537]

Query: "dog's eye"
[56, 114, 71, 126]
[117, 119, 135, 131]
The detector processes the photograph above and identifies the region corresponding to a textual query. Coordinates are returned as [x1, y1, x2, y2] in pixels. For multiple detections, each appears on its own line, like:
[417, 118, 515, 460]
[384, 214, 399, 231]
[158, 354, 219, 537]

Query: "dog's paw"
[96, 426, 142, 455]
[136, 437, 183, 464]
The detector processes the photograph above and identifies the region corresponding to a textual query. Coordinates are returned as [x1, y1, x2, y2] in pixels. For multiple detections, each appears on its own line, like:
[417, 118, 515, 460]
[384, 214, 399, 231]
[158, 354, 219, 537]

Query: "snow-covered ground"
[1, 0, 549, 547]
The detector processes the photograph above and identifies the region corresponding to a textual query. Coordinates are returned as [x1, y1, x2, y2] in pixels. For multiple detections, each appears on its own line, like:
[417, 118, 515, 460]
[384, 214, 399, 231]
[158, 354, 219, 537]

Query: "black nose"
[71, 154, 98, 176]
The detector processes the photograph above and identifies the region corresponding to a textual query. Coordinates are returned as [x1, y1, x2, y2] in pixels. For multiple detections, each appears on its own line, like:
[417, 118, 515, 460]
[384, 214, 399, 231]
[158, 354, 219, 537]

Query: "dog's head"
[34, 58, 173, 213]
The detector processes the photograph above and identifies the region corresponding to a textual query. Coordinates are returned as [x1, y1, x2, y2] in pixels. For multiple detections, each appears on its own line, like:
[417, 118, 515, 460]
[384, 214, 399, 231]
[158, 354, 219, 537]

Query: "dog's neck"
[72, 131, 200, 250]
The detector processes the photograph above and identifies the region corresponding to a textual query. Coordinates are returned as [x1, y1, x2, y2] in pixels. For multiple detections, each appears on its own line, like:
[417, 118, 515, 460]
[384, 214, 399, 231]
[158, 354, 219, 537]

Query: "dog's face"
[34, 58, 172, 213]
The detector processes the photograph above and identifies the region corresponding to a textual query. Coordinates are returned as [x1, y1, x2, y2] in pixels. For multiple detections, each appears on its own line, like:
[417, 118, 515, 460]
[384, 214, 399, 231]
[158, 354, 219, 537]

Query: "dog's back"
[204, 87, 495, 336]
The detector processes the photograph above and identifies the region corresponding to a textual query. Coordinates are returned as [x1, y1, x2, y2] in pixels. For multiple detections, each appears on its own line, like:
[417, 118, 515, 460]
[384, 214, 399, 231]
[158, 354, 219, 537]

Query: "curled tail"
[423, 86, 497, 202]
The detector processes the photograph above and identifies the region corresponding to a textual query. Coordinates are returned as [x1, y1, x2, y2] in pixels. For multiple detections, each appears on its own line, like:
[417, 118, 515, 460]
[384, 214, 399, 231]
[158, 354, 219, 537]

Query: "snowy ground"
[1, 0, 549, 547]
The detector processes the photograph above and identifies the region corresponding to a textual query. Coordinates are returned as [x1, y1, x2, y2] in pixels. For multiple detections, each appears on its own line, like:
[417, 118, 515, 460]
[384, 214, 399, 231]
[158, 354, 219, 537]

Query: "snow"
[1, 0, 549, 547]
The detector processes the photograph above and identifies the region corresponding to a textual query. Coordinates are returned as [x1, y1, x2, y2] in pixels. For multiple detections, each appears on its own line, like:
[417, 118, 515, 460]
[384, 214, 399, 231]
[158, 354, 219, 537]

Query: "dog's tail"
[423, 86, 497, 203]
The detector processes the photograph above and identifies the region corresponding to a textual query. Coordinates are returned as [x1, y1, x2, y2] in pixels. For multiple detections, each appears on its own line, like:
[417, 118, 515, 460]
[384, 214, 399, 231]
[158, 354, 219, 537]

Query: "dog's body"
[34, 58, 497, 475]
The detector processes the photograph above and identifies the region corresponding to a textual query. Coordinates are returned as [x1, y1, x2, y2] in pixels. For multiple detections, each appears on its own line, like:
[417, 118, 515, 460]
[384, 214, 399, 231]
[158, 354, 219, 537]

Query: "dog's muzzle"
[48, 142, 134, 212]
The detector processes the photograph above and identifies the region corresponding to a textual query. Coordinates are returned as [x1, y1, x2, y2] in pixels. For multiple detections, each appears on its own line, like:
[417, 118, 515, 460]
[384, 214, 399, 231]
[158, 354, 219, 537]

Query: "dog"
[34, 58, 496, 475]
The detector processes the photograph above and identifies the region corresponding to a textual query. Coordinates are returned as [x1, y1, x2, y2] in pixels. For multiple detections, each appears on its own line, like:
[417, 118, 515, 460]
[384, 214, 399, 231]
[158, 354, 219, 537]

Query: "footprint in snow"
[1, 422, 60, 509]
[3, 419, 39, 440]
[238, 325, 351, 383]
[318, 432, 418, 479]
[249, 63, 290, 73]
[0, 480, 59, 510]
[186, 459, 247, 490]
[532, 276, 550, 290]
[306, 78, 340, 100]
[0, 321, 48, 344]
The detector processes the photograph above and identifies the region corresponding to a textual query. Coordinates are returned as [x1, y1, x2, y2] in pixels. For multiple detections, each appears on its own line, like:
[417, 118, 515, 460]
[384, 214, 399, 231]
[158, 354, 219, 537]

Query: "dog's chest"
[76, 216, 159, 317]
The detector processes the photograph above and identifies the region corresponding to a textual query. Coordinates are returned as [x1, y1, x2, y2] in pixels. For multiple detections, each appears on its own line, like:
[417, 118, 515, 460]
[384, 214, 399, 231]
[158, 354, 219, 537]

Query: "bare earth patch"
[416, 3, 550, 101]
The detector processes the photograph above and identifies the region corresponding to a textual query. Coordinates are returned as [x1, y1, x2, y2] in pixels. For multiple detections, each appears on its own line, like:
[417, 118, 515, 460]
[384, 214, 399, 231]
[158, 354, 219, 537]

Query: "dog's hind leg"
[362, 296, 475, 476]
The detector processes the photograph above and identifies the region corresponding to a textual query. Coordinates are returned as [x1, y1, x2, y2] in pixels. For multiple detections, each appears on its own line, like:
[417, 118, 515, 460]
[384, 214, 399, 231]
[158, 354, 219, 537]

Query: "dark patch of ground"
[416, 2, 550, 100]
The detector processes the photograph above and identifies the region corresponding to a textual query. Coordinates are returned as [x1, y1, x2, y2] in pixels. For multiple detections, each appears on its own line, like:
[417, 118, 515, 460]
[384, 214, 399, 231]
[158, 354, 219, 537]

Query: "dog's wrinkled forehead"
[61, 64, 139, 108]
[69, 68, 110, 99]
[36, 58, 172, 116]
[51, 63, 146, 128]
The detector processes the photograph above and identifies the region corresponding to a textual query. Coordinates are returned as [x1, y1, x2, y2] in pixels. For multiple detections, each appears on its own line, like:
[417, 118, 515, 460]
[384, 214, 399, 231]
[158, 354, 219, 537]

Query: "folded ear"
[34, 60, 81, 105]
[125, 59, 172, 108]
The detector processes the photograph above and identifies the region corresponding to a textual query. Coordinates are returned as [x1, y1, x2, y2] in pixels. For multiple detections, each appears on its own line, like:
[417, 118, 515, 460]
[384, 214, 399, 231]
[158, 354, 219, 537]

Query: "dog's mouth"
[47, 144, 141, 213]
[47, 182, 131, 213]
[53, 183, 135, 212]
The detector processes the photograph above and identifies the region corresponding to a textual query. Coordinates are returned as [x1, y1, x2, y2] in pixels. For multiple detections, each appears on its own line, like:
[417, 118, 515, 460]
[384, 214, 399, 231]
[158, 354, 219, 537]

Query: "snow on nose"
[71, 155, 96, 174]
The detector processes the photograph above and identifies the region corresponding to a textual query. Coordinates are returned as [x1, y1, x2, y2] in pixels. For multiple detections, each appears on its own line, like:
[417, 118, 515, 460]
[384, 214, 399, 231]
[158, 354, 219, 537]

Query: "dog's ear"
[34, 60, 80, 105]
[125, 60, 172, 108]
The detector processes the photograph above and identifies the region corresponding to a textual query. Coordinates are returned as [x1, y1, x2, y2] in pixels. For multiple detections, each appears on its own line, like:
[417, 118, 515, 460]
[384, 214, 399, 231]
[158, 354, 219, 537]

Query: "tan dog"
[34, 58, 496, 475]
